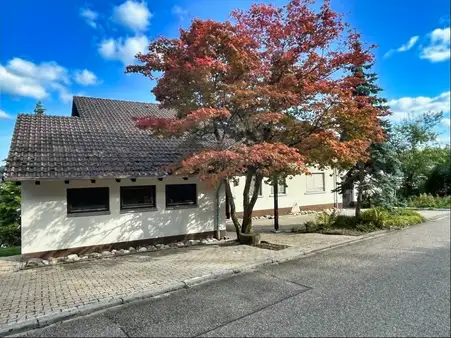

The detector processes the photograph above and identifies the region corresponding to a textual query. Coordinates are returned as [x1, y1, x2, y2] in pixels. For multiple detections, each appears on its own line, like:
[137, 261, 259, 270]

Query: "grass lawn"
[0, 246, 21, 257]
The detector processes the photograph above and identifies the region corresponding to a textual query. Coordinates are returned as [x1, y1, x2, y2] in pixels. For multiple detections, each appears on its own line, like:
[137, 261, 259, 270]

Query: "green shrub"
[0, 225, 21, 247]
[383, 214, 424, 227]
[333, 215, 359, 229]
[391, 208, 425, 218]
[355, 222, 379, 232]
[407, 193, 451, 209]
[360, 207, 389, 228]
[305, 220, 321, 233]
[291, 220, 319, 233]
[292, 207, 425, 235]
[316, 209, 340, 227]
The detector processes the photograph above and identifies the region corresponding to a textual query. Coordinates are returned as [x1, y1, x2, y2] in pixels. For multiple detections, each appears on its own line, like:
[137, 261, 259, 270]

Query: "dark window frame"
[165, 184, 197, 208]
[67, 187, 110, 214]
[120, 185, 156, 210]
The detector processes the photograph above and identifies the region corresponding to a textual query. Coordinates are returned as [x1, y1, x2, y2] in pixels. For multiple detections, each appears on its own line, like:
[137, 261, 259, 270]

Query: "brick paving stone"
[1, 209, 448, 331]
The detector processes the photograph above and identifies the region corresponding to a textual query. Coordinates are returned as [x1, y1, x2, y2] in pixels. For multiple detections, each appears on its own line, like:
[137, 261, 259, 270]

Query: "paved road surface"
[16, 216, 450, 337]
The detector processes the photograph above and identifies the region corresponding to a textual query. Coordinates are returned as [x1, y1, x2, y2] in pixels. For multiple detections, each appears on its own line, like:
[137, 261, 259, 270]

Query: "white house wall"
[230, 169, 342, 214]
[21, 177, 225, 254]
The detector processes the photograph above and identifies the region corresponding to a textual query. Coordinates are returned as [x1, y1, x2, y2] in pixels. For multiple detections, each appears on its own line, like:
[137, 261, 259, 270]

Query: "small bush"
[391, 208, 425, 218]
[334, 215, 359, 229]
[407, 194, 451, 209]
[305, 220, 321, 233]
[292, 207, 426, 235]
[383, 214, 424, 227]
[360, 207, 389, 228]
[0, 225, 21, 247]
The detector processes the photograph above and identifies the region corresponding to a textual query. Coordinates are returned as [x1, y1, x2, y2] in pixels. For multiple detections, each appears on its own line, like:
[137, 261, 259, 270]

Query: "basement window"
[67, 187, 109, 214]
[166, 184, 197, 208]
[121, 185, 156, 210]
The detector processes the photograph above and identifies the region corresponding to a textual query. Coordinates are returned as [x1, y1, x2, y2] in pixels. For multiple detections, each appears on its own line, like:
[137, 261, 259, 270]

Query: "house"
[4, 96, 227, 258]
[228, 169, 342, 218]
[4, 96, 343, 258]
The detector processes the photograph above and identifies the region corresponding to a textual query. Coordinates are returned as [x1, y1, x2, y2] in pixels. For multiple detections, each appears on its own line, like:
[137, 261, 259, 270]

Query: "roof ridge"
[17, 113, 75, 119]
[73, 95, 161, 106]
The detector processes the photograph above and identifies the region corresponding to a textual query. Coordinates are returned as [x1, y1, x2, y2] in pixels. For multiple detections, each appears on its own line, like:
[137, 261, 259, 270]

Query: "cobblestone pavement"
[0, 209, 448, 332]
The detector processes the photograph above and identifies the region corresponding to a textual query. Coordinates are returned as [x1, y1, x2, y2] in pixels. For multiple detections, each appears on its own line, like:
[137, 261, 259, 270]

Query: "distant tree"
[34, 101, 46, 115]
[424, 146, 451, 196]
[0, 181, 21, 247]
[393, 112, 444, 197]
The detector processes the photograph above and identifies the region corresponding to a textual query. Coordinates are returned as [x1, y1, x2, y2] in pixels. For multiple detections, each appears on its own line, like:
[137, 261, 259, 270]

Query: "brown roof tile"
[4, 96, 202, 180]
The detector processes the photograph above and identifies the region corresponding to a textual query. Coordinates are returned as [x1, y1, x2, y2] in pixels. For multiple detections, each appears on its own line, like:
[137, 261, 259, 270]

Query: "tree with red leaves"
[127, 0, 387, 239]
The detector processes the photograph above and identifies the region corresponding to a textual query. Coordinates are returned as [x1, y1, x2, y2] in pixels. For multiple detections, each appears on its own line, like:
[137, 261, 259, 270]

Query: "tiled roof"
[4, 96, 203, 180]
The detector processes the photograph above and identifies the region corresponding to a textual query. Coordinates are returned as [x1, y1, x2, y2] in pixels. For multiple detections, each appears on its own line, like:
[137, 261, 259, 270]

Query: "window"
[166, 184, 197, 207]
[271, 180, 287, 195]
[67, 187, 109, 214]
[306, 173, 325, 193]
[120, 186, 156, 210]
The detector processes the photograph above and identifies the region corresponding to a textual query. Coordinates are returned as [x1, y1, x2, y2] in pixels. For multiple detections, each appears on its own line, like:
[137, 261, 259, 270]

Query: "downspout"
[214, 180, 224, 239]
[333, 168, 339, 209]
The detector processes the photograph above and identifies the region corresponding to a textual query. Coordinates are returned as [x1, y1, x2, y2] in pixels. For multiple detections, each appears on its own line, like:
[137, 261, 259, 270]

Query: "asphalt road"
[16, 216, 450, 337]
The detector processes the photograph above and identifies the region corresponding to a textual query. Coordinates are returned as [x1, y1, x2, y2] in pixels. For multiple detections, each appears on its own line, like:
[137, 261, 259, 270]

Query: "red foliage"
[175, 143, 308, 187]
[126, 0, 386, 184]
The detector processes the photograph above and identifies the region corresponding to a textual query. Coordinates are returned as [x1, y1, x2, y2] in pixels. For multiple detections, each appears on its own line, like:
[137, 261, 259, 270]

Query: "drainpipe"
[214, 180, 224, 239]
[333, 168, 339, 209]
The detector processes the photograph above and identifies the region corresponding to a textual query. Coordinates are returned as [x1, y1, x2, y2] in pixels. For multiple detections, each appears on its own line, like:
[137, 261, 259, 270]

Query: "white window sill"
[166, 204, 198, 210]
[67, 210, 110, 218]
[305, 191, 326, 195]
[269, 194, 287, 197]
[120, 207, 158, 214]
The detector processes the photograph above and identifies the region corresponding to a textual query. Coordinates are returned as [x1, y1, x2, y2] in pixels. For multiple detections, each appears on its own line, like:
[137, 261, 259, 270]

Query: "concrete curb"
[1, 215, 448, 337]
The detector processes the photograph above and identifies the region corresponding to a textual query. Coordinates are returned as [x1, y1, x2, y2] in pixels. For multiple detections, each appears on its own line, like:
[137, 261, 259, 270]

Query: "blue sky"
[1, 0, 450, 163]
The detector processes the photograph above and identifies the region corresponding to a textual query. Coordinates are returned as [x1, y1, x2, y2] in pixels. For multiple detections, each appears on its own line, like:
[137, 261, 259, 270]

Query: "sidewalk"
[0, 209, 449, 336]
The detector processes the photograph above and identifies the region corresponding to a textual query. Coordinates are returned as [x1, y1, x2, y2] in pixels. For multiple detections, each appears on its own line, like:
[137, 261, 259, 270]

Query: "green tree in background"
[424, 146, 451, 195]
[34, 101, 46, 115]
[393, 112, 444, 197]
[0, 166, 21, 247]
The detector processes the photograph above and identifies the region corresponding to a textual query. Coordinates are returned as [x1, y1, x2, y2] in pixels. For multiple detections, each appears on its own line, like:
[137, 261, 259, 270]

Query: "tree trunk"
[224, 179, 241, 240]
[241, 171, 263, 234]
[225, 192, 230, 219]
[273, 181, 279, 231]
[355, 165, 364, 218]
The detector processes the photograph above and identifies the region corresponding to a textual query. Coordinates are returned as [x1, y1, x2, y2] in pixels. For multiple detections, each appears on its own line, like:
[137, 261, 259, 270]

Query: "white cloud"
[0, 109, 12, 119]
[397, 36, 419, 52]
[49, 83, 73, 103]
[384, 36, 419, 58]
[172, 5, 188, 20]
[98, 35, 149, 65]
[0, 65, 47, 99]
[388, 91, 450, 121]
[80, 8, 98, 28]
[6, 57, 69, 84]
[441, 118, 451, 128]
[0, 57, 86, 103]
[112, 1, 151, 32]
[74, 69, 100, 85]
[420, 27, 450, 62]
